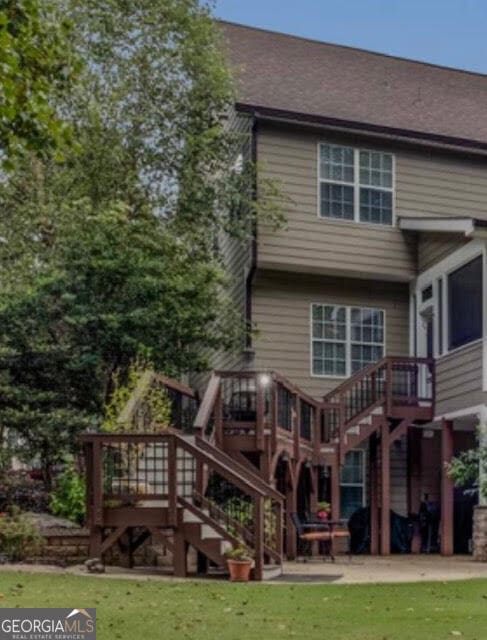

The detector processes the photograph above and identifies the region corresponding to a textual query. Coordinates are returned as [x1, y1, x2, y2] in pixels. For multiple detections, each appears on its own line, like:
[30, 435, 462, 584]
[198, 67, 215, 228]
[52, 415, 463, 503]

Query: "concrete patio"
[276, 555, 487, 584]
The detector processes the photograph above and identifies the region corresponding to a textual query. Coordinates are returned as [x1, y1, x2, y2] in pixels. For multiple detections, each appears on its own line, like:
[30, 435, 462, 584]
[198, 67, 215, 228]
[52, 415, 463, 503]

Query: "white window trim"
[316, 142, 396, 227]
[340, 448, 366, 515]
[413, 239, 487, 361]
[310, 303, 386, 379]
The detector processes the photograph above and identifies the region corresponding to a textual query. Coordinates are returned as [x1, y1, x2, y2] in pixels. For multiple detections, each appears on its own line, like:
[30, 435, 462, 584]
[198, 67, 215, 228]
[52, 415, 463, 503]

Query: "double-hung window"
[312, 304, 385, 377]
[319, 144, 394, 225]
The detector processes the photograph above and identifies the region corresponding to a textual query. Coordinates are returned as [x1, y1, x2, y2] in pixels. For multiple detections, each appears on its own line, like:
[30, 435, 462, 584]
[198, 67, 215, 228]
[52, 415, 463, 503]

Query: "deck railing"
[81, 431, 284, 578]
[321, 356, 435, 444]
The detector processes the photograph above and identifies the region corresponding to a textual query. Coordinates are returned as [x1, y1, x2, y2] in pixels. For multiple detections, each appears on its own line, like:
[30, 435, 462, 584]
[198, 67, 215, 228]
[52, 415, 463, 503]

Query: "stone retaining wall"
[35, 527, 90, 566]
[473, 506, 487, 561]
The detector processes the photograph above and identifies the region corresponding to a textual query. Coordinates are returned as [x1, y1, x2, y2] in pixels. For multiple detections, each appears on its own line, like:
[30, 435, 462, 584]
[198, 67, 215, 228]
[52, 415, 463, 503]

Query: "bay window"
[312, 304, 385, 377]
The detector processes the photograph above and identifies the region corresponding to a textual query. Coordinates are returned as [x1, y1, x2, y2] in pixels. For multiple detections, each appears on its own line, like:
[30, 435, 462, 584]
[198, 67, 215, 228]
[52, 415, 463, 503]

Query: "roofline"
[236, 103, 487, 156]
[218, 20, 487, 80]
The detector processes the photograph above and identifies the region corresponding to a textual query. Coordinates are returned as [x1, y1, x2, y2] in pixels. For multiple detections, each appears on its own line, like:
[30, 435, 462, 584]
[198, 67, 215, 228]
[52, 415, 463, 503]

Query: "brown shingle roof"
[219, 21, 487, 150]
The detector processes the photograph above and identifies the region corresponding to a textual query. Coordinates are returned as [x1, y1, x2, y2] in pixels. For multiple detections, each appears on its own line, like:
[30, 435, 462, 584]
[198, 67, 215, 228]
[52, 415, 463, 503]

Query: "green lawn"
[0, 572, 486, 640]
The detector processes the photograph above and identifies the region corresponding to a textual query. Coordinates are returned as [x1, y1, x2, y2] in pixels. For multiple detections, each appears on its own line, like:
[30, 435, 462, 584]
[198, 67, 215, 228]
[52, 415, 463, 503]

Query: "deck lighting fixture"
[259, 373, 271, 387]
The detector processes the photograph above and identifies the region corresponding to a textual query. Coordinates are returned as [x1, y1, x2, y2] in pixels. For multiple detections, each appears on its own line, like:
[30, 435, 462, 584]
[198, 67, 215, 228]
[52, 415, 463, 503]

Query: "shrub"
[49, 461, 86, 525]
[223, 543, 253, 562]
[0, 471, 49, 513]
[0, 507, 44, 561]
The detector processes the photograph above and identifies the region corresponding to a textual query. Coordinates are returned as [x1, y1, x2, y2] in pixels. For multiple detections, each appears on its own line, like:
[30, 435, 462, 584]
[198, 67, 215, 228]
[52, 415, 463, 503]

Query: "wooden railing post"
[271, 381, 278, 453]
[275, 500, 283, 560]
[386, 359, 393, 414]
[254, 495, 264, 581]
[168, 435, 177, 526]
[89, 440, 103, 558]
[293, 394, 300, 461]
[214, 385, 223, 449]
[92, 440, 103, 527]
[256, 375, 265, 451]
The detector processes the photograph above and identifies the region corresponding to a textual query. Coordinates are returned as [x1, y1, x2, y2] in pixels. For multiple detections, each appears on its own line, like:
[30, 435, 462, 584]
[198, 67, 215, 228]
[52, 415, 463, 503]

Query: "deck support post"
[369, 432, 379, 555]
[441, 419, 454, 556]
[380, 421, 391, 555]
[331, 457, 340, 522]
[285, 472, 297, 559]
[254, 496, 264, 581]
[173, 533, 188, 577]
[89, 527, 103, 559]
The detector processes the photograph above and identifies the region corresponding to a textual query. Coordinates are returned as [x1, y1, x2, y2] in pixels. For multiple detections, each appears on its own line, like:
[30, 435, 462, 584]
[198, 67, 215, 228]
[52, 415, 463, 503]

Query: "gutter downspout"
[245, 116, 258, 351]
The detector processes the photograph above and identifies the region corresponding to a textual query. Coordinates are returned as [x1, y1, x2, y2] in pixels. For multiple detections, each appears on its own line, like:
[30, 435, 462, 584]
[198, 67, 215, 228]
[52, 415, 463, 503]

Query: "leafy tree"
[0, 0, 79, 166]
[0, 0, 284, 486]
[449, 441, 487, 501]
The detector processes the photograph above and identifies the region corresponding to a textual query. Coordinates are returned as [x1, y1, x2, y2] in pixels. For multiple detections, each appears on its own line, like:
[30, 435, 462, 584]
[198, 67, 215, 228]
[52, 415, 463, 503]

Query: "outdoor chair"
[290, 512, 333, 561]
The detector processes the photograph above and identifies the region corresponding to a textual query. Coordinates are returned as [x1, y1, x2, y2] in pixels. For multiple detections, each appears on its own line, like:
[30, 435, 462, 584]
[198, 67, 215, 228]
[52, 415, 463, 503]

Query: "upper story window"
[319, 144, 394, 225]
[311, 304, 385, 377]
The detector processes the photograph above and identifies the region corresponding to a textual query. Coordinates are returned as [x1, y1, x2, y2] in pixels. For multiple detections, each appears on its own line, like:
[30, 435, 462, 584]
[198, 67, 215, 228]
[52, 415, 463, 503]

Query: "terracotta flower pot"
[227, 559, 252, 582]
[317, 510, 329, 521]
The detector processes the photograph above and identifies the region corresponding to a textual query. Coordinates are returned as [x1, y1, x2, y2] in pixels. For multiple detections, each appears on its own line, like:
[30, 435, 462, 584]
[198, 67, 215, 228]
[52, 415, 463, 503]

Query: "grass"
[0, 572, 486, 639]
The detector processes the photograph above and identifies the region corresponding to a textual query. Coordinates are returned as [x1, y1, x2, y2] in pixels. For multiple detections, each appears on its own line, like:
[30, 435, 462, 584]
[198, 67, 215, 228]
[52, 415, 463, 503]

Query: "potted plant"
[223, 544, 253, 582]
[316, 501, 331, 521]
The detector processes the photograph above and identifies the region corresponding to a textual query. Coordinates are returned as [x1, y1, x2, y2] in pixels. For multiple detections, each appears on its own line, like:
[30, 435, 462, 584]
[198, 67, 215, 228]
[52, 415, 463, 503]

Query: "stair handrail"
[193, 372, 221, 435]
[323, 356, 434, 402]
[195, 435, 284, 503]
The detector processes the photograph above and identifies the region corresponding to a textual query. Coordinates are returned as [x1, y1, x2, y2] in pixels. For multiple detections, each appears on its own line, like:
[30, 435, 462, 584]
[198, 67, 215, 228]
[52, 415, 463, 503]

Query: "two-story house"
[210, 21, 487, 559]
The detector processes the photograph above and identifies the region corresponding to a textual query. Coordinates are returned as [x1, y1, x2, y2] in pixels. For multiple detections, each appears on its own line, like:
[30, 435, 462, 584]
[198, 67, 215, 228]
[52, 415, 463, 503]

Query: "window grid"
[318, 143, 394, 226]
[312, 304, 385, 377]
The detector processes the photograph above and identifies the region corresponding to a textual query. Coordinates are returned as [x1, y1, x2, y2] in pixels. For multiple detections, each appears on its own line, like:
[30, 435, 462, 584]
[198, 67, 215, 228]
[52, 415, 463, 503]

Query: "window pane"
[340, 486, 364, 519]
[320, 144, 354, 183]
[359, 150, 393, 189]
[320, 183, 354, 220]
[359, 188, 392, 225]
[350, 307, 384, 372]
[340, 450, 364, 484]
[448, 256, 483, 350]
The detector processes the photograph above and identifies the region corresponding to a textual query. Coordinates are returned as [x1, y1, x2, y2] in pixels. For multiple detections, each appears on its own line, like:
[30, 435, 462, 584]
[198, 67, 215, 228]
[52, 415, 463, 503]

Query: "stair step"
[183, 509, 202, 524]
[263, 564, 283, 581]
[201, 524, 222, 540]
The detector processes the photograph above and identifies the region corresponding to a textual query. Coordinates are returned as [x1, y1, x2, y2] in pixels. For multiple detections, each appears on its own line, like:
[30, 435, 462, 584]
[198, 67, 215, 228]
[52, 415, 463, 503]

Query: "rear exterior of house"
[214, 21, 487, 558]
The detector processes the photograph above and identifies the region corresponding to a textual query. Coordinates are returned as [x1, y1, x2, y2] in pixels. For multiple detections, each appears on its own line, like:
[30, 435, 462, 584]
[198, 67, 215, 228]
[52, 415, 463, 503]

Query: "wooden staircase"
[82, 355, 435, 572]
[322, 356, 435, 463]
[82, 429, 284, 580]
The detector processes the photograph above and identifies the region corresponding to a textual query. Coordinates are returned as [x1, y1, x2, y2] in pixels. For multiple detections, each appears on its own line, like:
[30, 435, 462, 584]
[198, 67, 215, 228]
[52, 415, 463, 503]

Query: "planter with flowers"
[316, 501, 331, 522]
[223, 544, 253, 582]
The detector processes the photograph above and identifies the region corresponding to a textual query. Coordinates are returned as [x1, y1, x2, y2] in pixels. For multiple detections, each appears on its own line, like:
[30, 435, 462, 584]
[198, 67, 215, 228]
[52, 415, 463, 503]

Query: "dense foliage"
[49, 459, 85, 525]
[0, 0, 79, 166]
[0, 1, 284, 486]
[449, 441, 487, 501]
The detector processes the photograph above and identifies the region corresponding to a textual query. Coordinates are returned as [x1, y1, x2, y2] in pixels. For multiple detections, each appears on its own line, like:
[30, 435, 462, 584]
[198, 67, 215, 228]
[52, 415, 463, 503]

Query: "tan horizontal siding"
[417, 233, 469, 273]
[257, 124, 416, 281]
[435, 341, 483, 416]
[252, 271, 409, 399]
[256, 122, 487, 281]
[397, 152, 487, 219]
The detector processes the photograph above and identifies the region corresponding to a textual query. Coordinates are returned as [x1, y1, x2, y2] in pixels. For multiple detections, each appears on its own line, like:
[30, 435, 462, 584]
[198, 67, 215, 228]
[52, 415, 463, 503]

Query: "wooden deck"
[82, 357, 441, 578]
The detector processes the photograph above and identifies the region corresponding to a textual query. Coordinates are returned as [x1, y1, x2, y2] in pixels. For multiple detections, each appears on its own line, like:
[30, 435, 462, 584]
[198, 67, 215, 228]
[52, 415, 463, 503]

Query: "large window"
[448, 255, 483, 350]
[312, 304, 385, 376]
[340, 449, 365, 519]
[319, 144, 394, 225]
